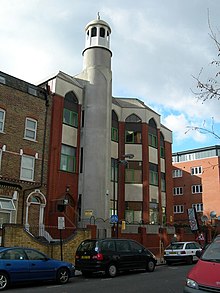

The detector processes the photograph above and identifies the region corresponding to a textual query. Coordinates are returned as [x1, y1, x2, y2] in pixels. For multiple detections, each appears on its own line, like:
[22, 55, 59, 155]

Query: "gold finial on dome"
[97, 12, 100, 20]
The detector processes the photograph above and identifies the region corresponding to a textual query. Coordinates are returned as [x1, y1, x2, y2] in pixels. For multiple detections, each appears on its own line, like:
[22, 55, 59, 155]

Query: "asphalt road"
[5, 263, 193, 293]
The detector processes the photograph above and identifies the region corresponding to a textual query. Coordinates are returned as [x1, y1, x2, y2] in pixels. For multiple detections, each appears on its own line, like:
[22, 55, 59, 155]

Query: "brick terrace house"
[172, 145, 220, 228]
[0, 71, 51, 241]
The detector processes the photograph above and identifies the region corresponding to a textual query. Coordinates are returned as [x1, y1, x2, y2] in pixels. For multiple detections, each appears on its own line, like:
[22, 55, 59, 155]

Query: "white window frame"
[173, 187, 183, 195]
[0, 198, 16, 227]
[0, 108, 5, 133]
[192, 203, 203, 212]
[192, 185, 203, 194]
[174, 205, 184, 214]
[191, 166, 202, 175]
[20, 155, 35, 181]
[172, 169, 183, 178]
[24, 118, 37, 141]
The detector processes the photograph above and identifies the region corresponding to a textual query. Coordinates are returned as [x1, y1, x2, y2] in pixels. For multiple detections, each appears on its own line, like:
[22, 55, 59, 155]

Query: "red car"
[184, 235, 220, 292]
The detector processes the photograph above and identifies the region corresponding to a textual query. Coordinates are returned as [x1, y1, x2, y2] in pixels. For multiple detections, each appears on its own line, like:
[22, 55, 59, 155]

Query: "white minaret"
[77, 15, 112, 235]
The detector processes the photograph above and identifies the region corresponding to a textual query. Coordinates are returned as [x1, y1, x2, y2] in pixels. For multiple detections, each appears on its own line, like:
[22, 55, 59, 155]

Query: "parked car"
[0, 247, 75, 290]
[164, 241, 202, 265]
[184, 235, 220, 292]
[75, 238, 157, 277]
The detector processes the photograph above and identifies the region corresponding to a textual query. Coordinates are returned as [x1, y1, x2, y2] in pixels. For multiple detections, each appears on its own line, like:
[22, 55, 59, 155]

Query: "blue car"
[0, 247, 75, 290]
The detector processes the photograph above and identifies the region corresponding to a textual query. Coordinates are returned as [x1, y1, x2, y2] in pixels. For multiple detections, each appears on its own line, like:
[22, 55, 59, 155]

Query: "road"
[6, 263, 193, 293]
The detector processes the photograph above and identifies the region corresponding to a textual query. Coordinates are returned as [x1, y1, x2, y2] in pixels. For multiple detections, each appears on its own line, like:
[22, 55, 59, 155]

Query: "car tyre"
[56, 267, 69, 284]
[146, 260, 155, 272]
[0, 272, 9, 290]
[106, 263, 117, 277]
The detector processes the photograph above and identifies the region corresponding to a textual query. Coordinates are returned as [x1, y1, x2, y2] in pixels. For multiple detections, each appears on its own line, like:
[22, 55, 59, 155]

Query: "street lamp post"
[112, 153, 134, 238]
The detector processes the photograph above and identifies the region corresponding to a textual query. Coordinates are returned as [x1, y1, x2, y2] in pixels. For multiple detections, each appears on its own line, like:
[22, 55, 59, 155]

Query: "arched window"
[111, 110, 118, 142]
[148, 118, 157, 148]
[63, 91, 79, 128]
[91, 27, 97, 37]
[125, 114, 142, 144]
[100, 27, 105, 38]
[160, 132, 165, 158]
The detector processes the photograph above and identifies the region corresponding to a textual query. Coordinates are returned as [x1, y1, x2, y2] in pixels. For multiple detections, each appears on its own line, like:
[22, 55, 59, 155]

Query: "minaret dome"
[84, 13, 111, 52]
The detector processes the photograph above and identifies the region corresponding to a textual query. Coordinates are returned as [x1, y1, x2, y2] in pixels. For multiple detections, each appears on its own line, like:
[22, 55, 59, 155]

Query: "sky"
[1, 0, 220, 153]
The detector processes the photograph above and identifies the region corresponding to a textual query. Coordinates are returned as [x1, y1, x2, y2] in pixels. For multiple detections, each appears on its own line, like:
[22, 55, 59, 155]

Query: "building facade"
[40, 16, 173, 238]
[0, 71, 51, 238]
[172, 145, 220, 227]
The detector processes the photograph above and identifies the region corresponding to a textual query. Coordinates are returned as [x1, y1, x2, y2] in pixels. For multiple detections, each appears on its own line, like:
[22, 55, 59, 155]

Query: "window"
[63, 91, 79, 128]
[20, 155, 35, 181]
[60, 144, 76, 173]
[24, 118, 37, 141]
[0, 76, 6, 84]
[0, 109, 5, 132]
[125, 201, 142, 223]
[174, 205, 184, 214]
[91, 27, 97, 37]
[148, 118, 158, 148]
[111, 158, 118, 182]
[149, 163, 158, 186]
[111, 111, 119, 142]
[28, 86, 37, 96]
[191, 166, 202, 175]
[161, 173, 166, 192]
[160, 133, 165, 158]
[100, 27, 105, 37]
[125, 161, 142, 183]
[192, 185, 203, 194]
[149, 202, 159, 224]
[63, 108, 78, 127]
[125, 114, 142, 144]
[173, 187, 183, 195]
[192, 203, 203, 212]
[172, 169, 182, 178]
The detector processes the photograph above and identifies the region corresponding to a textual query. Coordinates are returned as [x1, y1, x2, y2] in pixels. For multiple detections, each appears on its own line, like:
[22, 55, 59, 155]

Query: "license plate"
[169, 252, 176, 254]
[81, 255, 90, 259]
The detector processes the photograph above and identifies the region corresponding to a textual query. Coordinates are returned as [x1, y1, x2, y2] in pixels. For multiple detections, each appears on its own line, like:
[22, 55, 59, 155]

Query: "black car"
[75, 238, 157, 277]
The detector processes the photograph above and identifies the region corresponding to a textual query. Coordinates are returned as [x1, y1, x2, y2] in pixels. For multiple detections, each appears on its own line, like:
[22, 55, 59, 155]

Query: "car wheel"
[0, 272, 9, 290]
[146, 260, 155, 272]
[186, 256, 193, 265]
[56, 267, 69, 284]
[106, 263, 117, 277]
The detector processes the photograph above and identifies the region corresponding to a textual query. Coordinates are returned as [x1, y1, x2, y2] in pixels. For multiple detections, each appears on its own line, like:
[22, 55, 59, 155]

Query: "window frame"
[125, 161, 142, 184]
[63, 108, 78, 128]
[174, 205, 184, 214]
[24, 118, 37, 141]
[191, 166, 202, 175]
[60, 144, 76, 173]
[20, 155, 35, 181]
[0, 108, 6, 133]
[173, 187, 183, 195]
[192, 185, 203, 194]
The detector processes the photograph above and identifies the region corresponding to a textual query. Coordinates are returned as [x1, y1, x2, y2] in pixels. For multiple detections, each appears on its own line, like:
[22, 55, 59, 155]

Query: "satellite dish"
[210, 211, 217, 219]
[201, 215, 209, 222]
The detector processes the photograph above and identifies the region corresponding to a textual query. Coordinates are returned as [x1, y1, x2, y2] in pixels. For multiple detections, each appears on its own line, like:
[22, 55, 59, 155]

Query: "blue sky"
[0, 0, 220, 152]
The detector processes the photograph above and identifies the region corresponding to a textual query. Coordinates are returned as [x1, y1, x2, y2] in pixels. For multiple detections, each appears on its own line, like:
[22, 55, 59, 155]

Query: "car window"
[77, 240, 97, 252]
[24, 249, 47, 260]
[130, 241, 143, 253]
[166, 243, 184, 250]
[186, 243, 195, 249]
[202, 241, 220, 261]
[100, 240, 115, 252]
[116, 240, 130, 252]
[0, 249, 26, 260]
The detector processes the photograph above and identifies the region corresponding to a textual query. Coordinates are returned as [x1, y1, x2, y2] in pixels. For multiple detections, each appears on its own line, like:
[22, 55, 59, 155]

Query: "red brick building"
[172, 145, 220, 228]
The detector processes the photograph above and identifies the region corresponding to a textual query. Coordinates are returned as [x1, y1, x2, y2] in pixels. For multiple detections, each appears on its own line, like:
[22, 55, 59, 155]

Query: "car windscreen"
[166, 243, 184, 250]
[201, 240, 220, 262]
[77, 240, 97, 252]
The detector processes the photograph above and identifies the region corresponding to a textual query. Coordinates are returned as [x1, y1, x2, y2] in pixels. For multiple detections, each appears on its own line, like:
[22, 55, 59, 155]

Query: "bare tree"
[192, 10, 220, 102]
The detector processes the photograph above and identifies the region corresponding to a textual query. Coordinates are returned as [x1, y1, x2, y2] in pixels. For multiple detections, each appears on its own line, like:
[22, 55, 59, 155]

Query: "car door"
[115, 240, 134, 270]
[129, 241, 146, 269]
[0, 248, 30, 282]
[24, 248, 55, 280]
